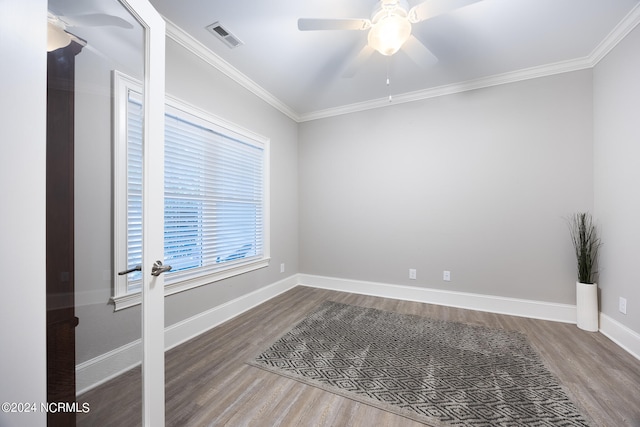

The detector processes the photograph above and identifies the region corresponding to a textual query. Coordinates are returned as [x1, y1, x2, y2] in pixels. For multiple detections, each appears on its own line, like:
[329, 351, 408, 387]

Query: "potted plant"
[567, 212, 602, 331]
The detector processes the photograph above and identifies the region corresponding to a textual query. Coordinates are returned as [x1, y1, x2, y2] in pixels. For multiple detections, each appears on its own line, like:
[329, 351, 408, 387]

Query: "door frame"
[124, 0, 166, 425]
[46, 0, 166, 424]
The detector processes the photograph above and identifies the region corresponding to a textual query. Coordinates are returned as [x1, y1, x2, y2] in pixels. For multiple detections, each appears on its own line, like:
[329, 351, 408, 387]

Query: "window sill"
[111, 257, 270, 311]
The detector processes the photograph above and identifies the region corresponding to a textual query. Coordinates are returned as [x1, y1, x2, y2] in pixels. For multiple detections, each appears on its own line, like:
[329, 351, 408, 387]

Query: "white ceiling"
[148, 0, 640, 120]
[55, 0, 640, 121]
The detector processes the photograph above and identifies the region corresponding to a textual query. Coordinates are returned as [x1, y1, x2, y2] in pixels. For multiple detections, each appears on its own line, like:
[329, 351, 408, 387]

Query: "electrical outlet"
[619, 297, 627, 315]
[409, 269, 416, 280]
[443, 270, 451, 281]
[280, 263, 285, 273]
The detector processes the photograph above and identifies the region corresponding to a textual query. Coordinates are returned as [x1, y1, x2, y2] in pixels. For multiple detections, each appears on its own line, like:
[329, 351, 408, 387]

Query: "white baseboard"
[599, 313, 640, 361]
[77, 273, 640, 395]
[298, 274, 577, 323]
[163, 274, 299, 351]
[76, 274, 299, 395]
[300, 274, 640, 360]
[75, 340, 142, 396]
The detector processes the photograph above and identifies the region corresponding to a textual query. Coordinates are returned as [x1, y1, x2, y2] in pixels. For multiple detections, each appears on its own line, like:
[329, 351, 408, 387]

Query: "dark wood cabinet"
[46, 40, 83, 427]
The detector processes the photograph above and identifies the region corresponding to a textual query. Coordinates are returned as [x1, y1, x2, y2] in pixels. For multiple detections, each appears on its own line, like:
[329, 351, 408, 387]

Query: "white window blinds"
[163, 110, 265, 278]
[125, 92, 143, 293]
[117, 78, 268, 303]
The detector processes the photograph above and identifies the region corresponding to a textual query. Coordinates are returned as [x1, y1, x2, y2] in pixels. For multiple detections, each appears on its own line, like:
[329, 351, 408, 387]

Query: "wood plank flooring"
[77, 286, 640, 426]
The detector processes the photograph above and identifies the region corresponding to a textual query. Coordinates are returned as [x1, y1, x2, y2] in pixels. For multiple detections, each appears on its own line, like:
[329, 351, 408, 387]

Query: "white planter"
[576, 281, 598, 332]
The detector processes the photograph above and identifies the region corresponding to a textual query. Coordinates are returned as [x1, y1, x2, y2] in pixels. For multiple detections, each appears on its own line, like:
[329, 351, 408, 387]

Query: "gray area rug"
[248, 301, 592, 426]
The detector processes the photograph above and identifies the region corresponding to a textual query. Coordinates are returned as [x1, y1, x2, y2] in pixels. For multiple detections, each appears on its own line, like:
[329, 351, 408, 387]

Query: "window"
[112, 71, 270, 310]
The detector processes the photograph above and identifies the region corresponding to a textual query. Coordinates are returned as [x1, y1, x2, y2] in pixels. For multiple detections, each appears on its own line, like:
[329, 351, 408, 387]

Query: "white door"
[48, 0, 166, 425]
[132, 1, 166, 424]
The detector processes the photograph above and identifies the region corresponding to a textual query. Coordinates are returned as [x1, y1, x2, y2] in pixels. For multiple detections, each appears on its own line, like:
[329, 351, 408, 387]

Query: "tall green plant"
[567, 212, 602, 284]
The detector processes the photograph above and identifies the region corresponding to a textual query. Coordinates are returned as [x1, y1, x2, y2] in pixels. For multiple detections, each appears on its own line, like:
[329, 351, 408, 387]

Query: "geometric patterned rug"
[248, 301, 592, 426]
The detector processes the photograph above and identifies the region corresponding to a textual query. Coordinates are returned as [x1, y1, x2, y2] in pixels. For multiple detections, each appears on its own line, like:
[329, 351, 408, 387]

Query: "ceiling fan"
[47, 11, 133, 51]
[298, 0, 481, 76]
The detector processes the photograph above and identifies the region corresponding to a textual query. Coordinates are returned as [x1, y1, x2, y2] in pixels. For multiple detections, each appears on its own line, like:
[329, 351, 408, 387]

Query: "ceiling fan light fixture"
[368, 14, 411, 56]
[47, 21, 72, 52]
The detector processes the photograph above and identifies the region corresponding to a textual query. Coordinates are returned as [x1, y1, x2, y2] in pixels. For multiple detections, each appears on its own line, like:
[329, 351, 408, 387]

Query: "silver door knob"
[151, 260, 172, 276]
[118, 265, 142, 275]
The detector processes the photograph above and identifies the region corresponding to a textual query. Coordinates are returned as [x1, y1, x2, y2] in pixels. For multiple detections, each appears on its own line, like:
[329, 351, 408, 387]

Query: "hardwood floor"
[77, 286, 640, 426]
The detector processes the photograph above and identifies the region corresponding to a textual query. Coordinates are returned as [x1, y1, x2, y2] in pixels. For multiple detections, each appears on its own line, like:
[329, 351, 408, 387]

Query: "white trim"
[599, 313, 640, 361]
[298, 274, 577, 323]
[300, 275, 640, 360]
[78, 273, 640, 395]
[75, 340, 142, 396]
[77, 274, 299, 395]
[111, 72, 271, 311]
[162, 5, 640, 123]
[165, 92, 270, 144]
[164, 259, 271, 301]
[297, 57, 593, 122]
[164, 18, 299, 122]
[117, 0, 167, 425]
[112, 70, 139, 302]
[113, 258, 271, 310]
[590, 3, 640, 66]
[164, 272, 294, 351]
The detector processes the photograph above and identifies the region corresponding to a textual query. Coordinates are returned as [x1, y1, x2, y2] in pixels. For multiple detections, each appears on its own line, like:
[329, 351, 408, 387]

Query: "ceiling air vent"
[205, 22, 243, 49]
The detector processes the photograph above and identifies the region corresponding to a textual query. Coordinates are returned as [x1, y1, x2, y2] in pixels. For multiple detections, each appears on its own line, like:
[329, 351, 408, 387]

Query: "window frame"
[112, 70, 270, 310]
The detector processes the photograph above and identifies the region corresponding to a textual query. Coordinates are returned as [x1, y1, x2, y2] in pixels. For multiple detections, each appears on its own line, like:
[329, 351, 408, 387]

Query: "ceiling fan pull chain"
[387, 58, 393, 102]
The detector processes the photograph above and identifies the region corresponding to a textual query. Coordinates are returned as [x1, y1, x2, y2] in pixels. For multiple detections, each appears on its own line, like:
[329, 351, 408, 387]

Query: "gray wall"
[74, 37, 299, 364]
[594, 24, 640, 333]
[299, 70, 594, 304]
[74, 24, 144, 364]
[68, 4, 640, 369]
[163, 39, 299, 326]
[3, 4, 636, 424]
[0, 1, 48, 426]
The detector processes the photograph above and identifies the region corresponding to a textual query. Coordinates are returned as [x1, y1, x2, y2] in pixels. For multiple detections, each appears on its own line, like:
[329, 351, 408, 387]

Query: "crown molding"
[298, 4, 640, 122]
[164, 18, 301, 122]
[297, 56, 594, 122]
[163, 5, 640, 123]
[589, 2, 640, 66]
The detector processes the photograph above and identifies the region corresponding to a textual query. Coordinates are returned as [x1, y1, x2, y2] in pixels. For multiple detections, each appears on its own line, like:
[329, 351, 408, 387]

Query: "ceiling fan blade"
[409, 0, 482, 23]
[402, 35, 438, 68]
[341, 45, 375, 78]
[298, 18, 371, 31]
[62, 13, 134, 29]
